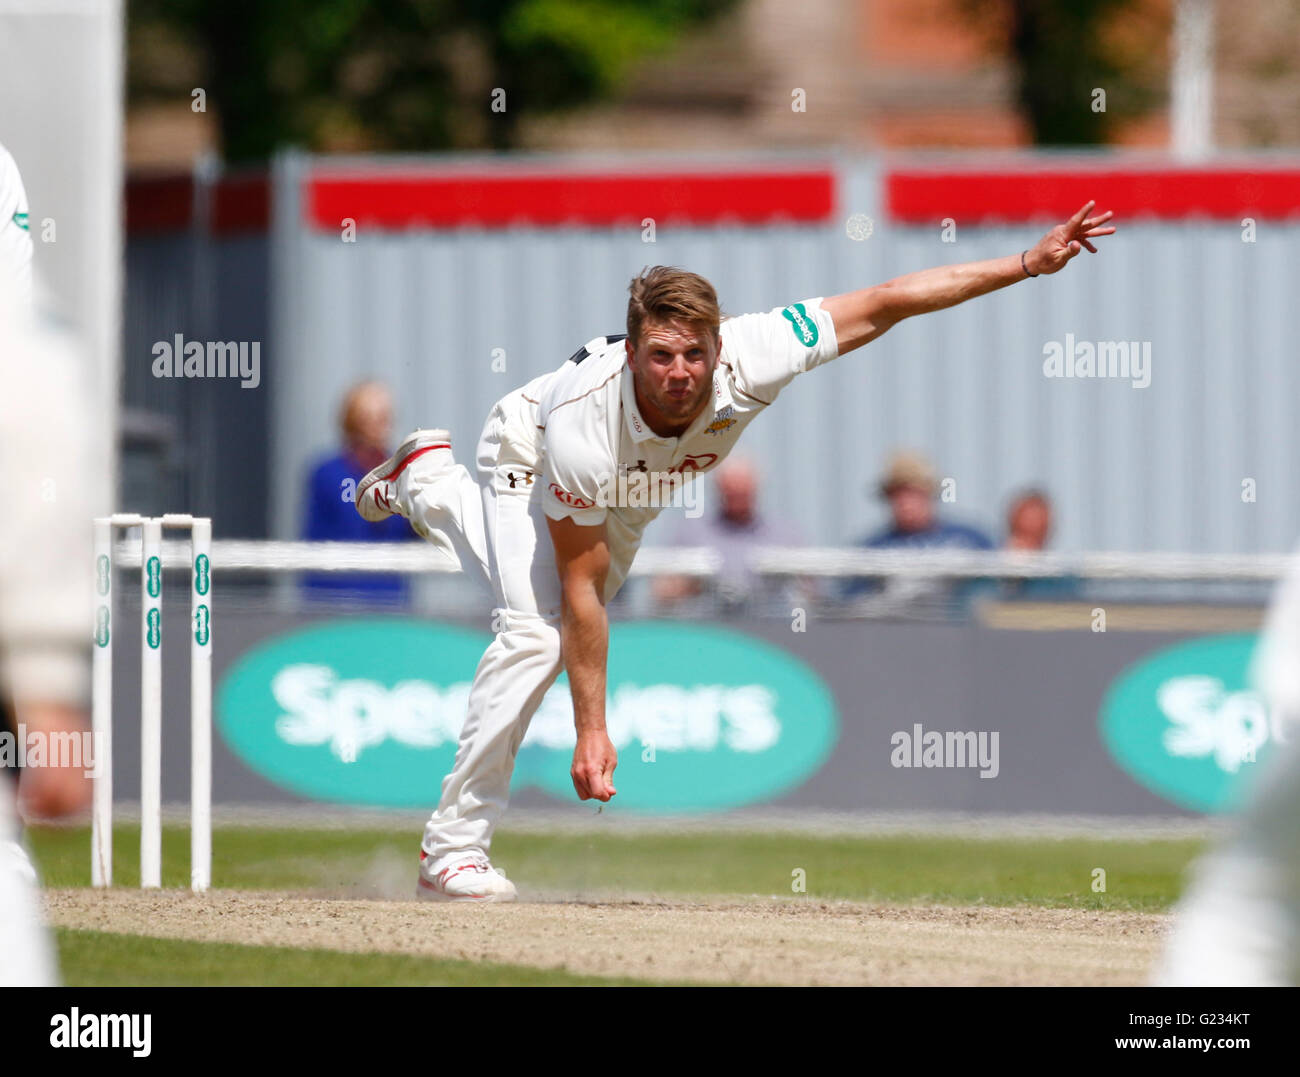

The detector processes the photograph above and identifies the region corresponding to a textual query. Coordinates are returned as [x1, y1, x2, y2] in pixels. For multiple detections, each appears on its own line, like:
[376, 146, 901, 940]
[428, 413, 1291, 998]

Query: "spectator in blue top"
[302, 381, 417, 604]
[843, 451, 993, 601]
[864, 451, 993, 551]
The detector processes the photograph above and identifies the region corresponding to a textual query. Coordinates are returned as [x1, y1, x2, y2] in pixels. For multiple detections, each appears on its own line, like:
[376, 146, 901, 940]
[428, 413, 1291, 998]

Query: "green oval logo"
[96, 554, 111, 596]
[1100, 633, 1281, 813]
[94, 605, 110, 647]
[216, 620, 838, 811]
[780, 302, 818, 348]
[145, 607, 161, 650]
[194, 604, 210, 646]
[194, 554, 210, 596]
[146, 556, 162, 599]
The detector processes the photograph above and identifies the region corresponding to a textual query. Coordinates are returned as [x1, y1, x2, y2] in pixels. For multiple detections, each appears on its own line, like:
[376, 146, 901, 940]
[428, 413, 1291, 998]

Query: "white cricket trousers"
[400, 391, 627, 866]
[0, 792, 57, 986]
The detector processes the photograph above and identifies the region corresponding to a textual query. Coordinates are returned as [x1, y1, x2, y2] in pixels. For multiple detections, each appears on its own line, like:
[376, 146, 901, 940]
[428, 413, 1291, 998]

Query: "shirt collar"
[621, 364, 657, 443]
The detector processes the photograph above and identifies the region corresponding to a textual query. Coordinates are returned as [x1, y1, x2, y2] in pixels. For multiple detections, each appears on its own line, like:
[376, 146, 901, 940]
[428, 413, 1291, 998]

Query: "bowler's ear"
[624, 337, 635, 366]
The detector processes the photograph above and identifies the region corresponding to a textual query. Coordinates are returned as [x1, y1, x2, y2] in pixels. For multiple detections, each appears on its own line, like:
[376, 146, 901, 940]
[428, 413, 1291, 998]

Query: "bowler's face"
[627, 320, 719, 436]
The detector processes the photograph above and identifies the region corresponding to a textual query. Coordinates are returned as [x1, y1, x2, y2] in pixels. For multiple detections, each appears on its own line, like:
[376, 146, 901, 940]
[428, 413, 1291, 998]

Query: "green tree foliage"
[963, 0, 1163, 145]
[128, 0, 737, 161]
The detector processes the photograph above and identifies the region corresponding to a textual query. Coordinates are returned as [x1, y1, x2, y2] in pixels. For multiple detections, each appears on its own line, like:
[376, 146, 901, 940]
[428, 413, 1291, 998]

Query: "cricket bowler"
[356, 201, 1115, 902]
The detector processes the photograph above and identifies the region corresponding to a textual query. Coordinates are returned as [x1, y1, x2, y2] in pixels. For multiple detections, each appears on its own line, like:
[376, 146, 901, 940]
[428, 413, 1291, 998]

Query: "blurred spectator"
[653, 458, 805, 615]
[864, 452, 993, 551]
[842, 451, 992, 602]
[999, 488, 1079, 600]
[1006, 488, 1053, 550]
[302, 381, 418, 605]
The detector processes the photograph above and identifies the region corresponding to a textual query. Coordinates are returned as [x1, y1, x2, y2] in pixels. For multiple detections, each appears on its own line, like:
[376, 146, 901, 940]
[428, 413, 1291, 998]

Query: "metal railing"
[109, 539, 1293, 581]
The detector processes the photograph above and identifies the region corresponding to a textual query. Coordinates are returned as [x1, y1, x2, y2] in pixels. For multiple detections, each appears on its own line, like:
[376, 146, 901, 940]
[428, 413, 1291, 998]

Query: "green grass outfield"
[29, 823, 1204, 986]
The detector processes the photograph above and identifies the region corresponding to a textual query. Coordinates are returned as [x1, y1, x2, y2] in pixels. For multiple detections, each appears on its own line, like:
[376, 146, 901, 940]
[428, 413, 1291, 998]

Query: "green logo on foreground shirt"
[1099, 633, 1281, 812]
[781, 302, 818, 347]
[217, 619, 839, 811]
[12, 211, 28, 232]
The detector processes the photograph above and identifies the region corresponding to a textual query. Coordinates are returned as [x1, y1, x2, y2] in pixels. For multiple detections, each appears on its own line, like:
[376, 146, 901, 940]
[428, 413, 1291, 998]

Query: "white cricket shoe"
[355, 429, 453, 523]
[416, 849, 518, 903]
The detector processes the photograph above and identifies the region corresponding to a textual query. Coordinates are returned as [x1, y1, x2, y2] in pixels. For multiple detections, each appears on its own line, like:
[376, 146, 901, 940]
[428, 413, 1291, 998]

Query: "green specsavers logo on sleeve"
[1100, 633, 1285, 812]
[780, 303, 818, 347]
[217, 620, 838, 812]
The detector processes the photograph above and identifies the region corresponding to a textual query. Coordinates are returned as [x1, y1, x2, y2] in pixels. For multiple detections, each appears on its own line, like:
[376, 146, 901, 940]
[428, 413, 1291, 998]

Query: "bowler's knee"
[492, 608, 561, 662]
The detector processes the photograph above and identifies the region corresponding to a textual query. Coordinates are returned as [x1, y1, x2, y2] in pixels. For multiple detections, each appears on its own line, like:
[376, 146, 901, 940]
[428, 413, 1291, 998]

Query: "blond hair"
[626, 266, 721, 344]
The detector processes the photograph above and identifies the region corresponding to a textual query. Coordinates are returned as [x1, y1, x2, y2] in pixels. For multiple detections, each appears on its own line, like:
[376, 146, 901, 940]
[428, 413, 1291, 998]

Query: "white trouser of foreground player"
[0, 790, 57, 985]
[1153, 543, 1300, 986]
[1152, 730, 1300, 986]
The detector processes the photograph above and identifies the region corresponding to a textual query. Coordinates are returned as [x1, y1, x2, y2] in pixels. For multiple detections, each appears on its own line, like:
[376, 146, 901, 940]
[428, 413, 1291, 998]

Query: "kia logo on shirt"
[670, 453, 719, 473]
[549, 483, 594, 509]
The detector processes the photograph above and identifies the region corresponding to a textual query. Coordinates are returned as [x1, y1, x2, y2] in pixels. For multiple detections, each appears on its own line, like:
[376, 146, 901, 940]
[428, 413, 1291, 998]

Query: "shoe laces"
[454, 852, 505, 878]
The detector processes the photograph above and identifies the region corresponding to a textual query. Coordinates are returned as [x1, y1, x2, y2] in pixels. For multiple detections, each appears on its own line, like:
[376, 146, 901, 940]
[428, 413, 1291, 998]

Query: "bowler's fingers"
[571, 768, 591, 800]
[573, 764, 614, 801]
[1067, 200, 1096, 228]
[1080, 238, 1098, 254]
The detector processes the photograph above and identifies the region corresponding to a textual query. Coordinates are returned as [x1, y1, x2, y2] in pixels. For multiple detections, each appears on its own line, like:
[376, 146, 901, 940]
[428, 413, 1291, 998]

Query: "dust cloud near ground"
[45, 889, 1168, 986]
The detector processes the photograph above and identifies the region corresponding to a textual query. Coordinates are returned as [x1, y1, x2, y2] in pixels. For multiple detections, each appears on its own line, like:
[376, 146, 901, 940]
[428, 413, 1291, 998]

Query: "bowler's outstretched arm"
[546, 514, 618, 802]
[824, 200, 1116, 354]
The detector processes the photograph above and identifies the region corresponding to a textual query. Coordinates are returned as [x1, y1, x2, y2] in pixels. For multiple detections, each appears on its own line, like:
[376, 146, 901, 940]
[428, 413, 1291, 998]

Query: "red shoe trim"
[418, 875, 488, 899]
[379, 443, 450, 482]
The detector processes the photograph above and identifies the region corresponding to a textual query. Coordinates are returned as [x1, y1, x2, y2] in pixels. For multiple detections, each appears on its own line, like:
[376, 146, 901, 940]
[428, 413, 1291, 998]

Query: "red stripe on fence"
[886, 166, 1300, 223]
[306, 168, 837, 230]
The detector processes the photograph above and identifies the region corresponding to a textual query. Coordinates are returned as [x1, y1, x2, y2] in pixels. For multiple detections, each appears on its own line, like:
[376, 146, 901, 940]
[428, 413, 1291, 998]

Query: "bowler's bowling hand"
[1025, 200, 1116, 275]
[572, 730, 618, 802]
[16, 701, 92, 820]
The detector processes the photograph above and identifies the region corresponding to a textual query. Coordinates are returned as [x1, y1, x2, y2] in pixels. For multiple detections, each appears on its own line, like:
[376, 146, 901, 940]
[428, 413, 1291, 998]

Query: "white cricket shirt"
[0, 143, 33, 306]
[504, 298, 839, 577]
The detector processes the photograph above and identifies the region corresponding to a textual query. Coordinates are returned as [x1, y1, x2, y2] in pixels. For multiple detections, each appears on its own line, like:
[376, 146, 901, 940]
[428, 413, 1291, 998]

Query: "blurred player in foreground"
[0, 141, 32, 305]
[357, 202, 1115, 902]
[0, 288, 98, 984]
[1154, 547, 1300, 985]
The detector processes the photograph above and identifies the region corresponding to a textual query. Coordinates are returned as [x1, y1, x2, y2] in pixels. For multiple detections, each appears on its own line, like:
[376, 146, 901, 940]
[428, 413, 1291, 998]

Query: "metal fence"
[269, 153, 1300, 555]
